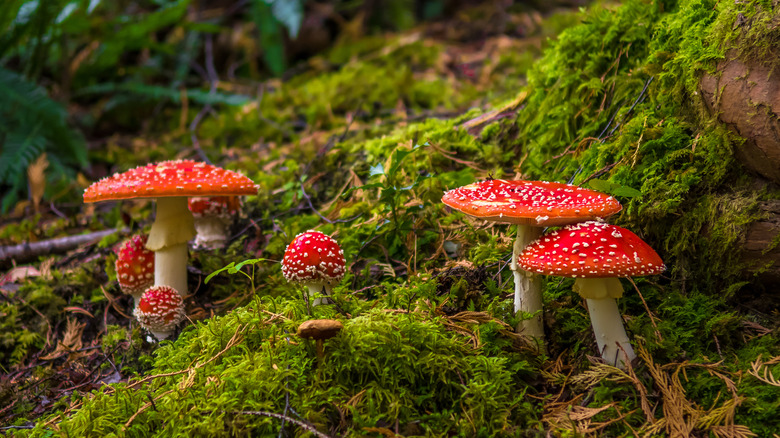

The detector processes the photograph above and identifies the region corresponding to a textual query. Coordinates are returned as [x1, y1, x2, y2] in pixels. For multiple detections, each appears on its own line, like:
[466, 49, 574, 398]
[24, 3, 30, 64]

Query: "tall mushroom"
[442, 178, 621, 339]
[281, 230, 345, 306]
[517, 221, 665, 367]
[84, 160, 257, 297]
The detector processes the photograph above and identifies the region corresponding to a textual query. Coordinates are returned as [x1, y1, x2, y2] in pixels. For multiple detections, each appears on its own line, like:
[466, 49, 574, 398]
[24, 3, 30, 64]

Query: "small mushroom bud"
[134, 285, 186, 341]
[281, 230, 346, 306]
[115, 234, 155, 309]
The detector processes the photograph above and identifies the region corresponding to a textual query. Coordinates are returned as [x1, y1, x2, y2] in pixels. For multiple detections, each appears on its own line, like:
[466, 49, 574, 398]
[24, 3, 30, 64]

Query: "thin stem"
[510, 225, 544, 339]
[306, 284, 331, 306]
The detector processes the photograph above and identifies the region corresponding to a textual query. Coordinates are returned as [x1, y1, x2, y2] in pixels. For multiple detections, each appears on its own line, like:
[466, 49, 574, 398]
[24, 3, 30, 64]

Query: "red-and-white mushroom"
[133, 285, 186, 340]
[188, 196, 241, 249]
[518, 221, 665, 367]
[84, 160, 257, 297]
[281, 230, 345, 306]
[442, 178, 621, 339]
[115, 234, 154, 308]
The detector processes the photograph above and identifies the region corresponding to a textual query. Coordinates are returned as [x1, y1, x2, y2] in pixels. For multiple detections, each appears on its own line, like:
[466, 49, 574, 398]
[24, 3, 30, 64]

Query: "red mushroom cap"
[133, 285, 186, 334]
[281, 230, 345, 286]
[517, 221, 665, 278]
[188, 196, 241, 218]
[115, 235, 154, 297]
[83, 160, 257, 202]
[441, 179, 622, 226]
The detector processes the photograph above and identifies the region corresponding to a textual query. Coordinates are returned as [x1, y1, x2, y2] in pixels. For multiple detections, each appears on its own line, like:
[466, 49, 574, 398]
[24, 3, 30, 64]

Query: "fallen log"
[0, 229, 120, 265]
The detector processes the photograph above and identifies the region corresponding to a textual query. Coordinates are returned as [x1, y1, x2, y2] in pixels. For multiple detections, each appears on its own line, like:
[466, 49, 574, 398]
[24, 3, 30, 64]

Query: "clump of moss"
[37, 300, 538, 437]
[515, 0, 775, 293]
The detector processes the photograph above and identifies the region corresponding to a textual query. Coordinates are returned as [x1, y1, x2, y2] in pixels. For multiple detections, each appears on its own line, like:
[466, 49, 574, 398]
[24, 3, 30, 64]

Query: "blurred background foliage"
[0, 0, 564, 213]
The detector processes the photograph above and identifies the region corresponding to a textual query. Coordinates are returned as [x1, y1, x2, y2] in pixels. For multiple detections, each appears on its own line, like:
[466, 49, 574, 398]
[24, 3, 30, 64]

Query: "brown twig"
[627, 277, 662, 342]
[222, 410, 332, 438]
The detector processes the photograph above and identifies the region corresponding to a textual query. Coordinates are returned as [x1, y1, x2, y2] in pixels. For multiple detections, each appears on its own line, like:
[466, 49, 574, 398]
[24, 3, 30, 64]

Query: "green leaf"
[204, 262, 237, 284]
[251, 0, 286, 76]
[587, 178, 616, 193]
[612, 186, 643, 198]
[588, 178, 642, 198]
[229, 258, 270, 274]
[205, 258, 270, 283]
[266, 0, 303, 38]
[342, 182, 384, 198]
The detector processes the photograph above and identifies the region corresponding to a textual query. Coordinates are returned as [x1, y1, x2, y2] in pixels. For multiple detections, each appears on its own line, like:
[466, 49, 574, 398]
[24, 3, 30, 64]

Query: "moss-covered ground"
[2, 0, 779, 436]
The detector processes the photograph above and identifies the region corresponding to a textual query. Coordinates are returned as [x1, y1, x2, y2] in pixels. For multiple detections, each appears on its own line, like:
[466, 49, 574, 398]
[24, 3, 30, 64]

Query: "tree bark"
[742, 200, 780, 283]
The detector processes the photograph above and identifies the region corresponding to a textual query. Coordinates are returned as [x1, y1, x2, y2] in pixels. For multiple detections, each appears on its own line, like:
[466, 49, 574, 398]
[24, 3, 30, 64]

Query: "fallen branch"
[0, 228, 120, 264]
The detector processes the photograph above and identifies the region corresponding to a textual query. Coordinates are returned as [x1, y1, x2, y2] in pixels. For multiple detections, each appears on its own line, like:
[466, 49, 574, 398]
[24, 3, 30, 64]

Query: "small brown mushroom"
[297, 319, 343, 361]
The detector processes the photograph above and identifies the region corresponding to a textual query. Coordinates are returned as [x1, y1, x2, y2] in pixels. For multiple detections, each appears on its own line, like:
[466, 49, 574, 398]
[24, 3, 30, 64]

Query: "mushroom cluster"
[85, 160, 257, 340]
[518, 221, 665, 367]
[443, 178, 664, 368]
[442, 178, 622, 339]
[84, 160, 258, 297]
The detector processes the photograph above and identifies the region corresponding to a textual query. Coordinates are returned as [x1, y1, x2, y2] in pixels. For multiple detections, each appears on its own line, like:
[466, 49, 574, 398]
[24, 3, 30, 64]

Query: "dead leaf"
[0, 266, 42, 285]
[27, 153, 49, 214]
[40, 318, 86, 361]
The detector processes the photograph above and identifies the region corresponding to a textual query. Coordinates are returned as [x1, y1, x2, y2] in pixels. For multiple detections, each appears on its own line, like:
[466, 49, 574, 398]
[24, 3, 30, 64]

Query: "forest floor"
[1, 1, 780, 437]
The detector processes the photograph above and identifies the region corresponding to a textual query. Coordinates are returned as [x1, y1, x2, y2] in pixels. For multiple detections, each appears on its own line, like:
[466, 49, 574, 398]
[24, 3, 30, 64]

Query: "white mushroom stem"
[154, 244, 188, 297]
[305, 284, 331, 306]
[148, 329, 174, 341]
[131, 293, 143, 311]
[146, 196, 195, 297]
[510, 224, 544, 339]
[193, 215, 231, 249]
[574, 277, 637, 368]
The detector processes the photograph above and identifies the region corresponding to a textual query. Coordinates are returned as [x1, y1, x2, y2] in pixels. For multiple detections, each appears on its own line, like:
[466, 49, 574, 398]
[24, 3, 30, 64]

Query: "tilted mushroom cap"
[441, 179, 621, 226]
[115, 235, 154, 297]
[83, 160, 257, 202]
[517, 221, 665, 278]
[297, 319, 344, 341]
[188, 196, 241, 219]
[281, 230, 346, 286]
[134, 285, 186, 335]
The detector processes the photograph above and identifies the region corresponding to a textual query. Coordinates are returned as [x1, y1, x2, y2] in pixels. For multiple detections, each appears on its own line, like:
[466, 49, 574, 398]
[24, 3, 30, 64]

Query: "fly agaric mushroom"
[133, 285, 186, 340]
[188, 196, 241, 249]
[442, 178, 621, 339]
[115, 234, 154, 309]
[281, 230, 345, 306]
[297, 318, 343, 361]
[84, 160, 257, 297]
[517, 221, 665, 367]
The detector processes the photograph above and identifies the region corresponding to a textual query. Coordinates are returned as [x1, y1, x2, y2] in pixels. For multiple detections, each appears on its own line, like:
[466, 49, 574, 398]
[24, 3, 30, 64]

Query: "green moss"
[512, 0, 775, 292]
[8, 1, 780, 436]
